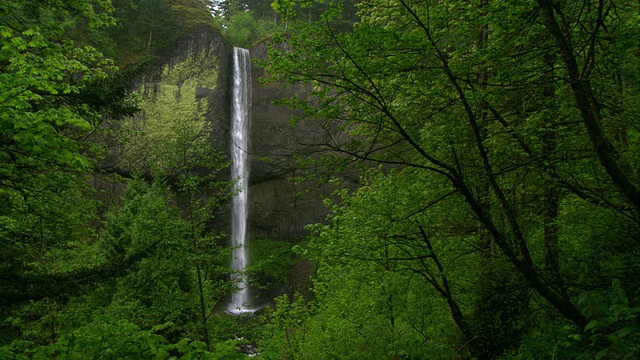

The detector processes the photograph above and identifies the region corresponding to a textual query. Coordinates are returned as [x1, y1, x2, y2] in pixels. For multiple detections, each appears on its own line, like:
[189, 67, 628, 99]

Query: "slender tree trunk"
[455, 176, 586, 328]
[147, 30, 153, 51]
[196, 264, 211, 351]
[540, 52, 566, 296]
[476, 19, 492, 255]
[417, 227, 475, 346]
[544, 184, 560, 275]
[537, 0, 640, 216]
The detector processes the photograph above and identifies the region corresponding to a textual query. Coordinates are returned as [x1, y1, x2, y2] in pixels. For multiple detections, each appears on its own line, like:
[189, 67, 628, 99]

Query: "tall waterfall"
[228, 47, 253, 314]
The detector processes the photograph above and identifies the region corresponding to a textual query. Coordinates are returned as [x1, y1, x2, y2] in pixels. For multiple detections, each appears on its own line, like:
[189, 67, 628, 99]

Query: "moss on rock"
[119, 47, 219, 173]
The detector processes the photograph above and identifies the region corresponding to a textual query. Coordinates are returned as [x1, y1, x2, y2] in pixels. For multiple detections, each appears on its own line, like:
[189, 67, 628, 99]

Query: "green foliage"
[258, 293, 311, 359]
[219, 10, 281, 47]
[575, 281, 640, 359]
[0, 9, 116, 175]
[119, 48, 220, 173]
[96, 173, 230, 339]
[98, 179, 193, 325]
[261, 0, 640, 357]
[248, 239, 297, 289]
[213, 0, 357, 46]
[0, 0, 136, 307]
[0, 172, 235, 350]
[505, 282, 640, 360]
[0, 319, 242, 359]
[82, 0, 219, 67]
[254, 169, 476, 359]
[0, 0, 244, 357]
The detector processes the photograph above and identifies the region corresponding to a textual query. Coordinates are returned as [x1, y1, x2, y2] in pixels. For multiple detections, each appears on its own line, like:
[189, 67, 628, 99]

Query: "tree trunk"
[196, 264, 211, 351]
[147, 30, 153, 51]
[537, 0, 640, 216]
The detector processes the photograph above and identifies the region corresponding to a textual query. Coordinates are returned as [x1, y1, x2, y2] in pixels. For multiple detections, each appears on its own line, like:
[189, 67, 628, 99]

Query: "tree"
[301, 169, 480, 358]
[270, 0, 296, 30]
[0, 0, 138, 304]
[0, 0, 147, 348]
[265, 0, 640, 357]
[0, 0, 243, 356]
[97, 176, 231, 346]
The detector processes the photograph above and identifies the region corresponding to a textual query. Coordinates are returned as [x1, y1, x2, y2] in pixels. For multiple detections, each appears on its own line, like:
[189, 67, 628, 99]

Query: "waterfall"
[228, 47, 253, 314]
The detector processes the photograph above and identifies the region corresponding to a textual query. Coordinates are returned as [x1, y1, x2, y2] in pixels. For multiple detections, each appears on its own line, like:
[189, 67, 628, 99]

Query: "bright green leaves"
[0, 0, 137, 319]
[0, 23, 115, 176]
[0, 21, 107, 297]
[0, 319, 239, 359]
[271, 0, 296, 19]
[0, 0, 239, 357]
[283, 169, 475, 358]
[259, 293, 312, 358]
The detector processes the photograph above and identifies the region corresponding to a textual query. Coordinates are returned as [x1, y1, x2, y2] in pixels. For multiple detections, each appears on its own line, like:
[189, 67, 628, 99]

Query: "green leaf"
[595, 348, 608, 360]
[584, 320, 599, 332]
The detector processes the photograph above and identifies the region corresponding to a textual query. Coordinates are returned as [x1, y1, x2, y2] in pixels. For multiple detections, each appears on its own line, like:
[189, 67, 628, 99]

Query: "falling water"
[228, 47, 253, 314]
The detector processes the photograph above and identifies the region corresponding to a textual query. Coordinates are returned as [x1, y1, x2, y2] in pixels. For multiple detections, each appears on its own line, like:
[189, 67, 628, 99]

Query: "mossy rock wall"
[95, 27, 228, 210]
[100, 28, 355, 243]
[117, 28, 229, 174]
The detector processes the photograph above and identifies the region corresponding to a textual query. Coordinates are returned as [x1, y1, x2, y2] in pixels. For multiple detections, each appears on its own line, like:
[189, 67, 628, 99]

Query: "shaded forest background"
[1, 0, 639, 359]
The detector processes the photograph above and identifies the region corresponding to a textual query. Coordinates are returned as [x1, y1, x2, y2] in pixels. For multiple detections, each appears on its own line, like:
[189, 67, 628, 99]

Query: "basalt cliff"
[97, 26, 353, 255]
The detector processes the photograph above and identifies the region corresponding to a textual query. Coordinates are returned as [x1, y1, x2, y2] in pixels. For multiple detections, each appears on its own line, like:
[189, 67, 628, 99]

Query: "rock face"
[102, 26, 354, 242]
[97, 26, 227, 171]
[95, 26, 229, 209]
[247, 41, 347, 241]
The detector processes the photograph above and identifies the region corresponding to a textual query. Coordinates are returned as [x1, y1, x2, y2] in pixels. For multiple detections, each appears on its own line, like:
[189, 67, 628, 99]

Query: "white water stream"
[228, 47, 253, 314]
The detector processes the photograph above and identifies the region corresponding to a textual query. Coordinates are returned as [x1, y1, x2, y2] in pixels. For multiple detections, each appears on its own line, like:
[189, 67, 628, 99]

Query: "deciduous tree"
[266, 0, 640, 357]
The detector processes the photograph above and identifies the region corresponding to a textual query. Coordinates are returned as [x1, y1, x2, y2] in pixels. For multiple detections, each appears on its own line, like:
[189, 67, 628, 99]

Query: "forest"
[1, 0, 639, 359]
